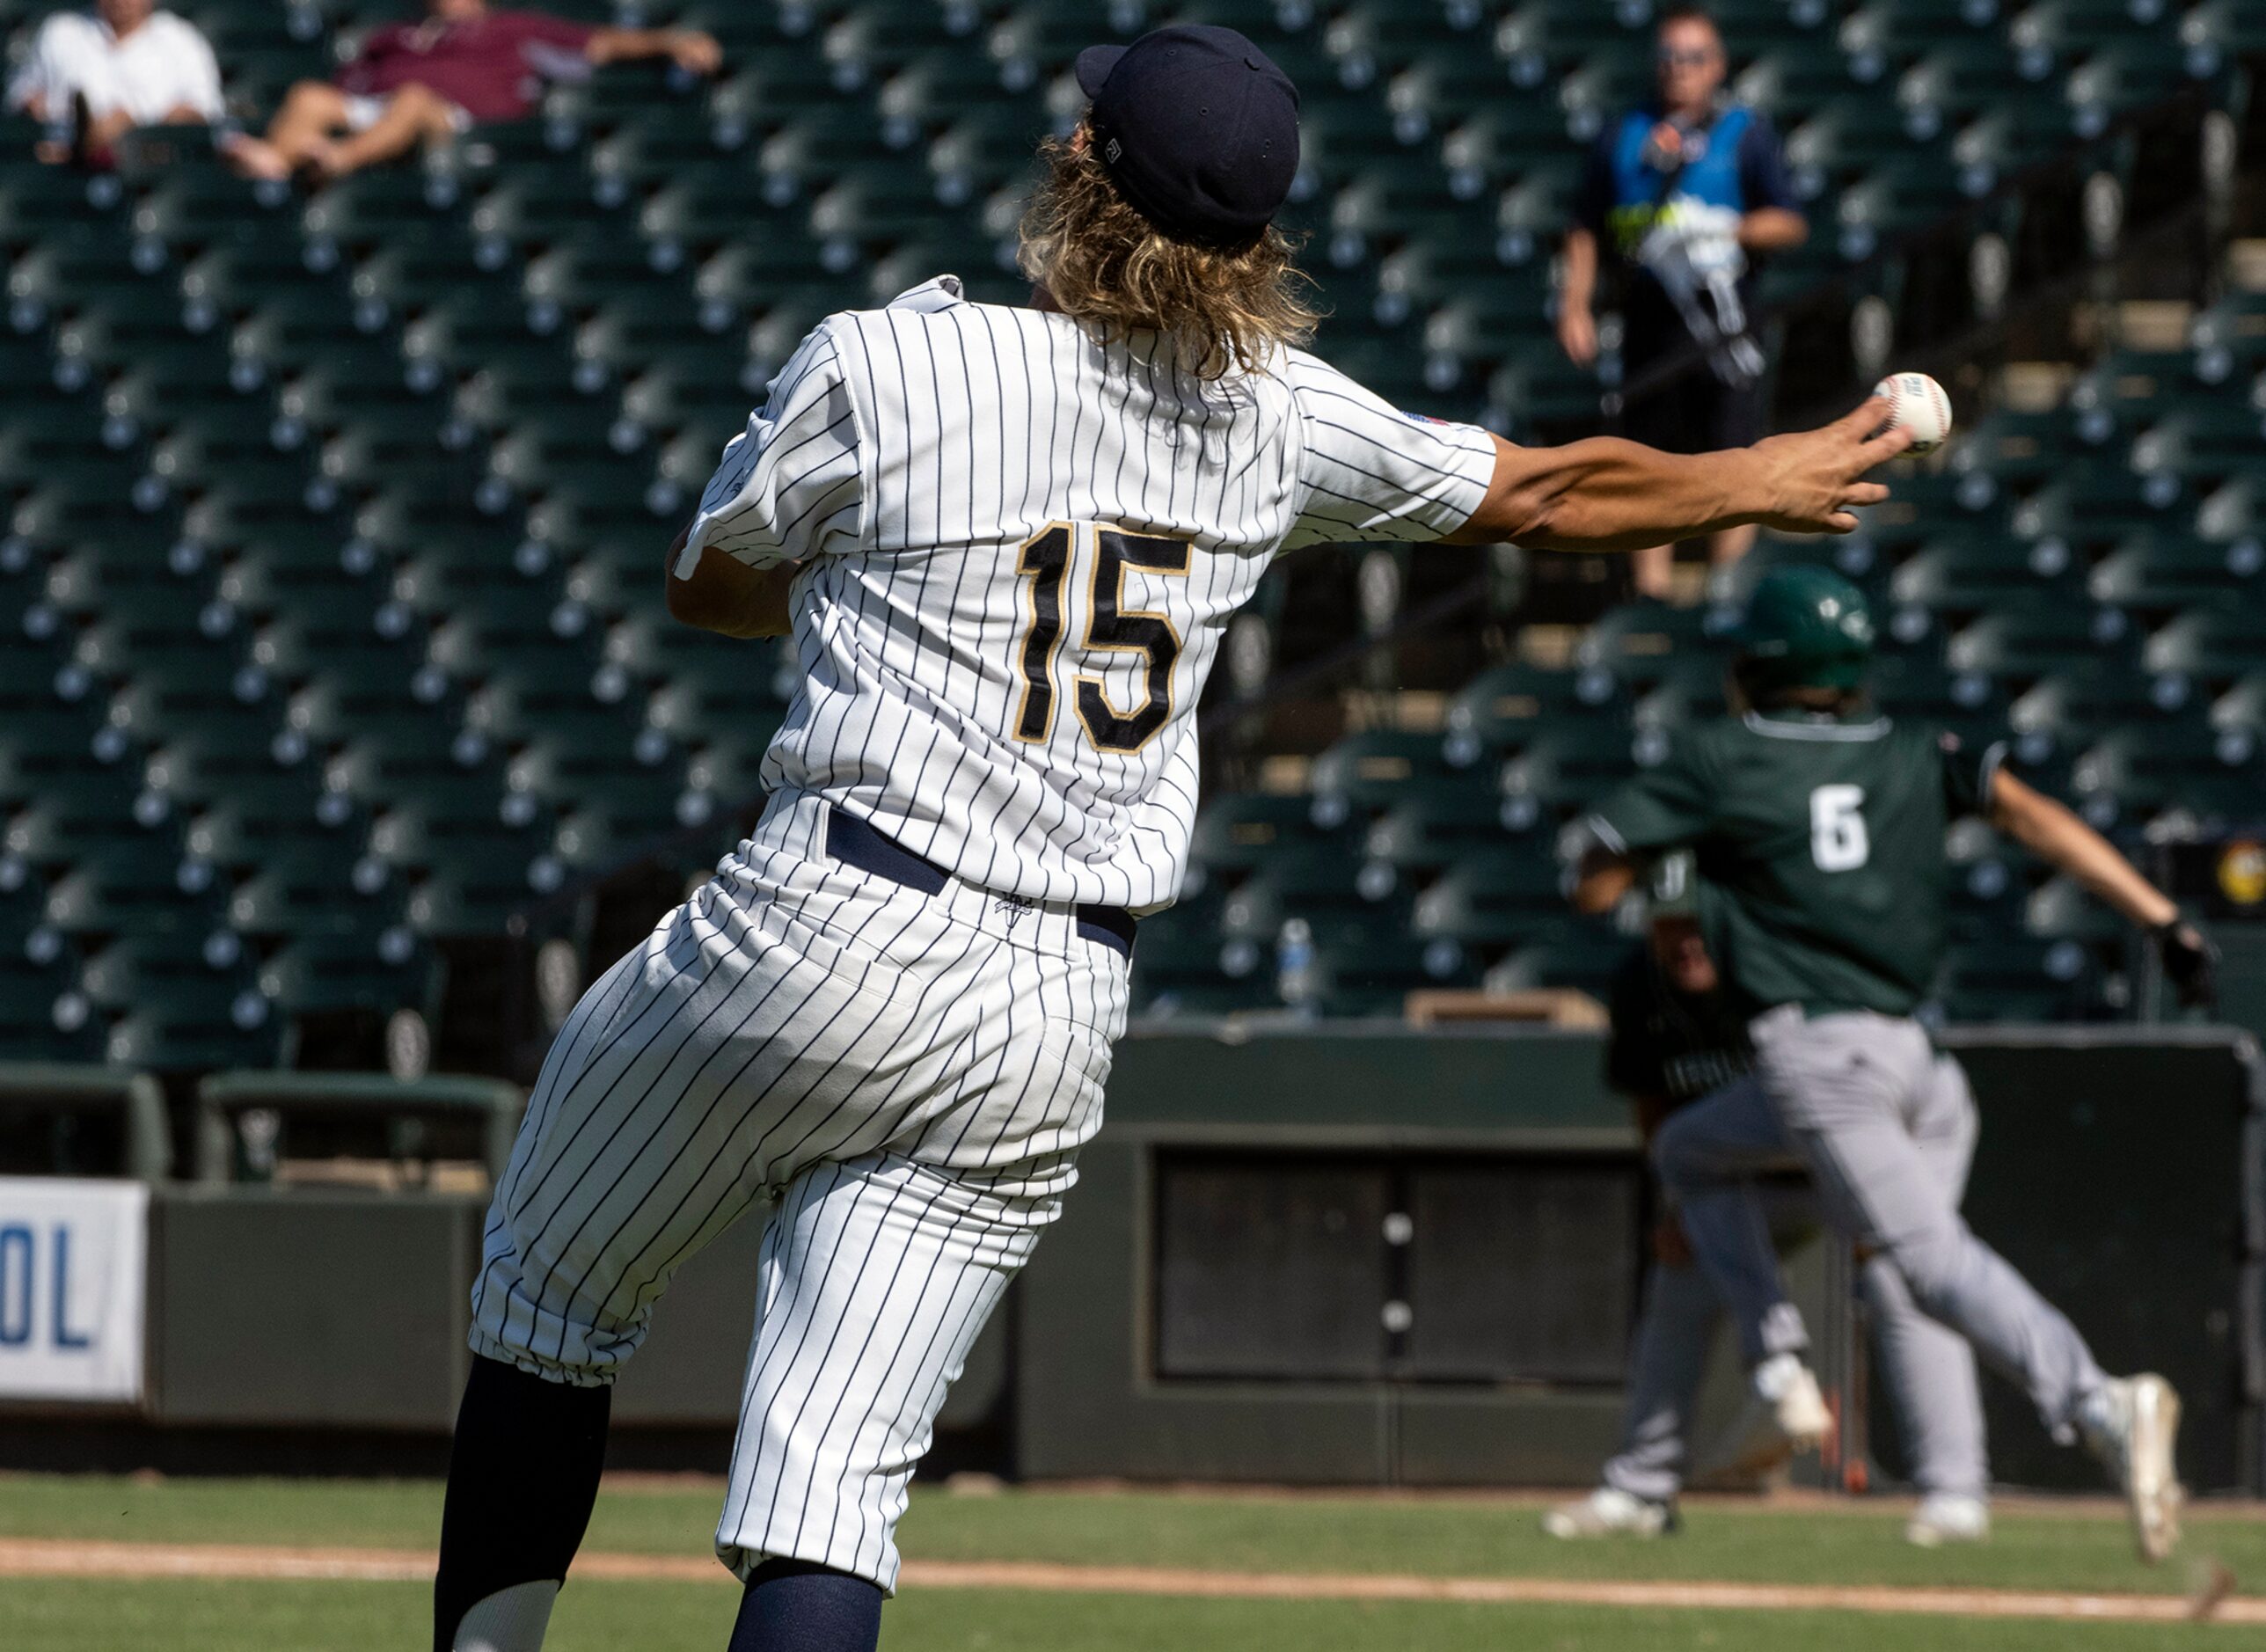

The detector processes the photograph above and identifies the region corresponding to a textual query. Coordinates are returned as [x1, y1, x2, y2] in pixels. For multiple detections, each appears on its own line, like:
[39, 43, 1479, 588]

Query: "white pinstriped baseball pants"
[470, 792, 1125, 1590]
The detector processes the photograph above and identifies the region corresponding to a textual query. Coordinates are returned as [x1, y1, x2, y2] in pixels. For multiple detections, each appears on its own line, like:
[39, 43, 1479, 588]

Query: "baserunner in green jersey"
[1569, 566, 2217, 1563]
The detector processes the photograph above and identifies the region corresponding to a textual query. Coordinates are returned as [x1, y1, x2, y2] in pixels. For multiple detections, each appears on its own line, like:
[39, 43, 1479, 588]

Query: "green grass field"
[4, 1474, 2265, 1650]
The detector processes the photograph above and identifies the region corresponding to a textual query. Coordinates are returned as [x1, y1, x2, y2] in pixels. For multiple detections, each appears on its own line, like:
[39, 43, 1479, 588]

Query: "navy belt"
[824, 809, 1136, 960]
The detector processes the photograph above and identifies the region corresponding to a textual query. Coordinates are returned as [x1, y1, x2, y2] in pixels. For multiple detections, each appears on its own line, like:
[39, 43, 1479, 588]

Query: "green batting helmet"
[1732, 566, 1875, 692]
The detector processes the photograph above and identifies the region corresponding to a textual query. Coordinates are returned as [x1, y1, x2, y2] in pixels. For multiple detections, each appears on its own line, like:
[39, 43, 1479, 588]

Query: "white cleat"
[1904, 1492, 1992, 1548]
[2081, 1373, 2184, 1563]
[1704, 1353, 1831, 1480]
[1542, 1487, 1675, 1539]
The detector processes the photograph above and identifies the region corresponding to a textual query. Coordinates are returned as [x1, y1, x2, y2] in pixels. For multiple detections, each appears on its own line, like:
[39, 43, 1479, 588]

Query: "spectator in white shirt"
[8, 0, 223, 162]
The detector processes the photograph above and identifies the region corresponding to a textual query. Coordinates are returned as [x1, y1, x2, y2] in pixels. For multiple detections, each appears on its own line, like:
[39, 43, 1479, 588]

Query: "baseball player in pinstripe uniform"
[429, 29, 1917, 1652]
[1568, 567, 2217, 1564]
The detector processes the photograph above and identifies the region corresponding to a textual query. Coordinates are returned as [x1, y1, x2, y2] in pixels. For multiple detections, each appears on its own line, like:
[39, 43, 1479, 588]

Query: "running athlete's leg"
[714, 1151, 1065, 1597]
[1862, 1254, 1989, 1498]
[1600, 1256, 1724, 1503]
[1860, 1052, 1988, 1497]
[1652, 1075, 1811, 1364]
[1752, 1010, 2106, 1436]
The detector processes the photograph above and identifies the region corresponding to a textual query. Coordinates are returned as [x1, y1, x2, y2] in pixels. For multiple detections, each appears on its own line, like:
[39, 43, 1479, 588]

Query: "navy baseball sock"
[727, 1558, 885, 1652]
[433, 1354, 612, 1652]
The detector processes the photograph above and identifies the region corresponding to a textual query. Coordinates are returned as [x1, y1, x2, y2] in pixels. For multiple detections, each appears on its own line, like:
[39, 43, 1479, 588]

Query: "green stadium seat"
[466, 157, 628, 253]
[1189, 793, 1363, 874]
[1578, 598, 1738, 693]
[1894, 40, 2040, 126]
[1948, 603, 2138, 678]
[403, 832, 570, 938]
[1308, 728, 1466, 816]
[302, 167, 468, 249]
[2007, 470, 2191, 544]
[911, 107, 1043, 205]
[0, 160, 126, 246]
[258, 925, 438, 1018]
[0, 923, 100, 1062]
[251, 590, 430, 689]
[2069, 722, 2260, 825]
[2007, 662, 2199, 776]
[1222, 840, 1405, 934]
[2062, 37, 2221, 135]
[2185, 0, 2266, 55]
[1888, 531, 2087, 619]
[44, 842, 229, 939]
[134, 164, 299, 254]
[2066, 348, 2211, 435]
[1869, 654, 2009, 746]
[2128, 405, 2266, 491]
[1308, 912, 1474, 1018]
[1411, 846, 1570, 947]
[351, 226, 521, 319]
[5, 223, 180, 331]
[559, 59, 712, 131]
[1363, 784, 1537, 874]
[1441, 662, 1625, 766]
[1485, 343, 1609, 435]
[224, 841, 404, 939]
[1734, 43, 1875, 126]
[1498, 724, 1648, 821]
[1943, 406, 2098, 487]
[1128, 902, 1276, 1020]
[401, 284, 580, 385]
[1932, 937, 2098, 1023]
[1488, 932, 1626, 1001]
[2087, 530, 2262, 613]
[1441, 109, 1582, 206]
[2146, 607, 2266, 686]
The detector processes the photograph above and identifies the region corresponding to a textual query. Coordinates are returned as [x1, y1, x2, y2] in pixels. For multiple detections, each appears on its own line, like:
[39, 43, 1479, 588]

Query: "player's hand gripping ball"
[1870, 372, 1952, 455]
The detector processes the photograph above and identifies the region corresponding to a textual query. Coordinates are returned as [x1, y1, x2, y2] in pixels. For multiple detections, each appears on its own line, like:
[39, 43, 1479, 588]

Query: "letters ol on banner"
[0, 1177, 149, 1404]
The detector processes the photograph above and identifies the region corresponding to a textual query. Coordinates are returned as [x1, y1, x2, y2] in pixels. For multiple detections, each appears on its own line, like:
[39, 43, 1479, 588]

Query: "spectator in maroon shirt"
[226, 0, 719, 181]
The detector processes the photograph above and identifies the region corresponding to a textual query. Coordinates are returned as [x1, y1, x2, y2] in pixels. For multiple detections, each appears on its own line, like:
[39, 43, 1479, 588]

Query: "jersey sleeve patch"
[1282, 351, 1496, 550]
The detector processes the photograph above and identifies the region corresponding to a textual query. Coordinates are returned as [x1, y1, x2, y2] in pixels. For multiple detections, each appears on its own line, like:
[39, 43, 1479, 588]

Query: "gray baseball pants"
[1604, 1095, 1988, 1502]
[1656, 1007, 2107, 1441]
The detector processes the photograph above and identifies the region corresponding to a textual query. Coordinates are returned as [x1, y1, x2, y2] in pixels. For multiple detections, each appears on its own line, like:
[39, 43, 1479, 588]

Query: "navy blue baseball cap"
[1074, 26, 1300, 250]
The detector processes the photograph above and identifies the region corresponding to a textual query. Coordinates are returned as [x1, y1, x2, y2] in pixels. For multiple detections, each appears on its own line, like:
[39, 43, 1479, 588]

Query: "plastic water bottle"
[1276, 917, 1317, 1012]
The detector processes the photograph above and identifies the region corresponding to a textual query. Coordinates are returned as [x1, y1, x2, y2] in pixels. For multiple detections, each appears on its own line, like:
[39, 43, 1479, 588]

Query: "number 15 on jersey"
[1013, 522, 1190, 754]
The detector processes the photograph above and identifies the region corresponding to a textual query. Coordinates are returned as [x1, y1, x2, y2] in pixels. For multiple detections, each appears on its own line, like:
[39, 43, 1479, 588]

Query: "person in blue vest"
[1559, 5, 1808, 602]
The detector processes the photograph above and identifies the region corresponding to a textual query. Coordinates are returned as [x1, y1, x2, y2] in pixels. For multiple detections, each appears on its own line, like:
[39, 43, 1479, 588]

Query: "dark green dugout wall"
[1015, 1024, 2266, 1494]
[4, 1026, 2256, 1495]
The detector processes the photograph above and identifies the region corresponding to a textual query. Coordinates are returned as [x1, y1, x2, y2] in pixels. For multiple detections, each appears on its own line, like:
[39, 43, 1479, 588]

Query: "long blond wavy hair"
[1017, 128, 1319, 380]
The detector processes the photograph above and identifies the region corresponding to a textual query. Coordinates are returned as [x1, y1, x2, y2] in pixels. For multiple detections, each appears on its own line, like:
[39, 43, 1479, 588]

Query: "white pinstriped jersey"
[681, 276, 1497, 910]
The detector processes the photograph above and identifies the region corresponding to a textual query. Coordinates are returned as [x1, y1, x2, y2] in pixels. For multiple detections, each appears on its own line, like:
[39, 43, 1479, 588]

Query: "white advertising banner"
[0, 1177, 148, 1404]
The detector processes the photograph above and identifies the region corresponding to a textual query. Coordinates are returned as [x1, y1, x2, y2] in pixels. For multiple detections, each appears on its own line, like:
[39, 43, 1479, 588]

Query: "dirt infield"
[0, 1535, 2253, 1626]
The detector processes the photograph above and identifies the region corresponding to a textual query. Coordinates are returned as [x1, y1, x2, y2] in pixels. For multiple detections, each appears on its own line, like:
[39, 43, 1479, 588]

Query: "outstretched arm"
[1987, 770, 2216, 1006]
[664, 522, 796, 639]
[586, 26, 723, 74]
[1441, 396, 1911, 550]
[1986, 771, 2175, 928]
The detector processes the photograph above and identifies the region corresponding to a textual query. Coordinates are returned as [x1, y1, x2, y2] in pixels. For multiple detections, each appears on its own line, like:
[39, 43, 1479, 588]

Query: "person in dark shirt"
[1546, 854, 1991, 1546]
[227, 0, 720, 182]
[1569, 565, 2212, 1560]
[1558, 4, 1807, 601]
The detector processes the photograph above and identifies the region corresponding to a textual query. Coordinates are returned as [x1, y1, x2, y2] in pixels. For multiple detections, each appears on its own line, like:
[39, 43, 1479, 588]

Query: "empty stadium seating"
[0, 0, 2249, 1056]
